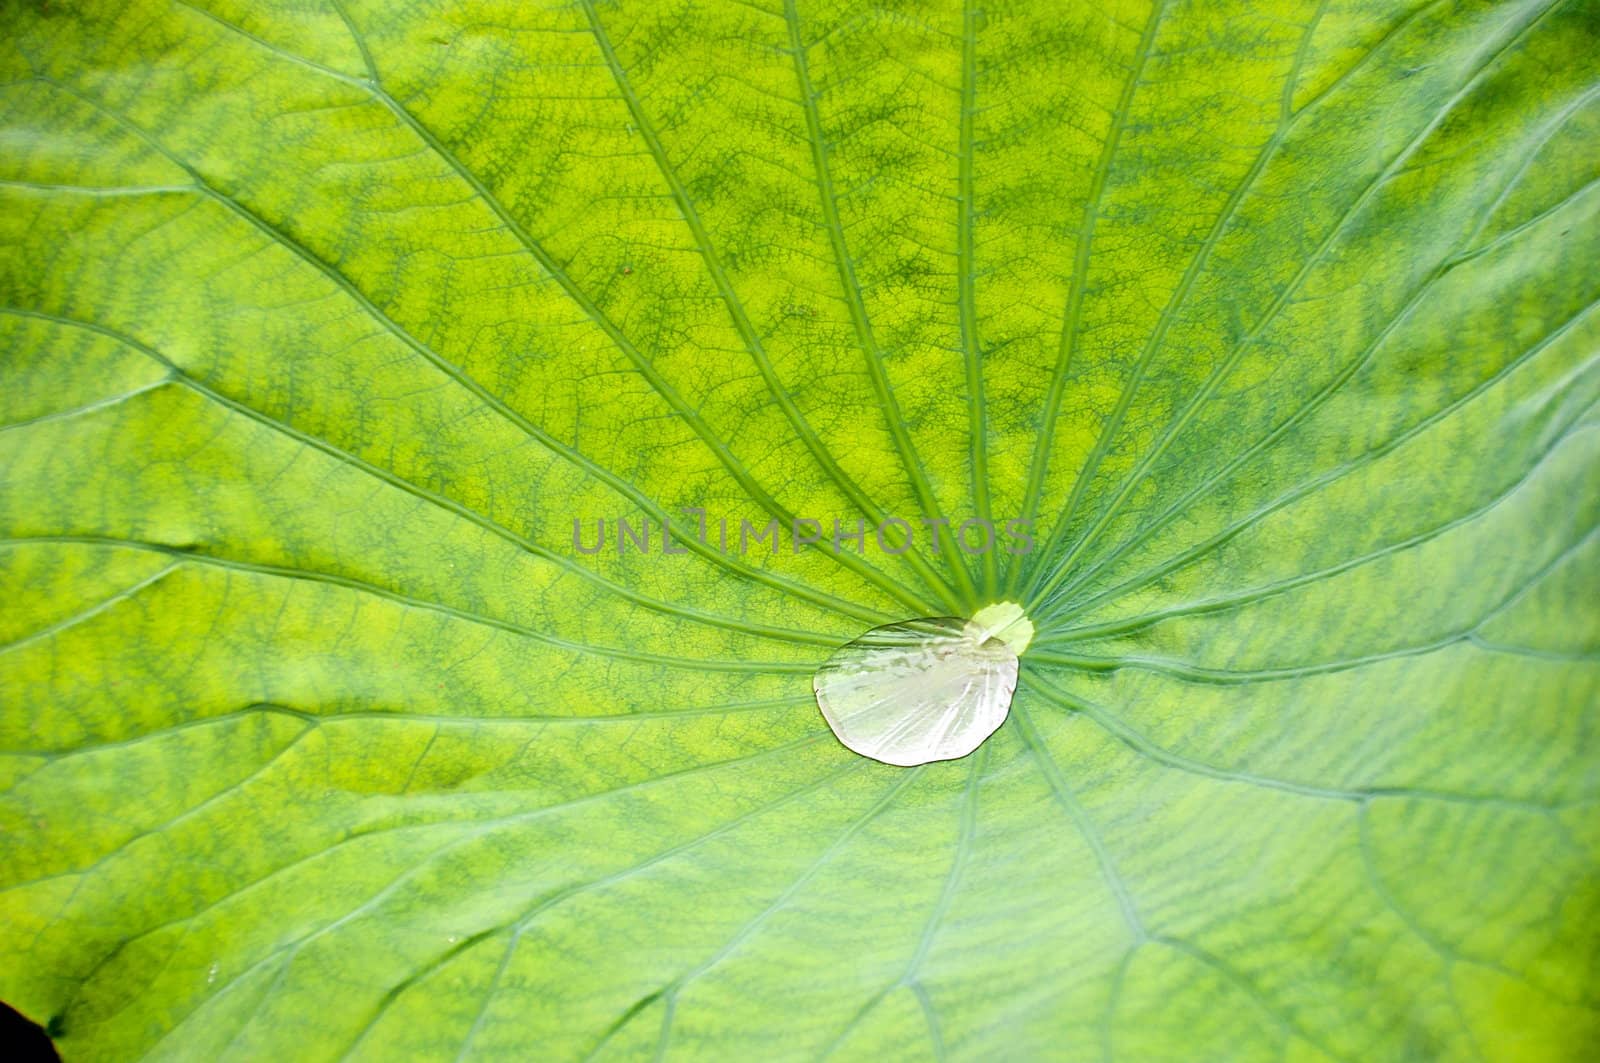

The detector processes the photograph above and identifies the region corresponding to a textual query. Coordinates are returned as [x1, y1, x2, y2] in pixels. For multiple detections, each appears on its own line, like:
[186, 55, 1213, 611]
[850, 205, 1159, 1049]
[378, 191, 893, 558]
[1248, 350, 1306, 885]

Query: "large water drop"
[813, 602, 1034, 766]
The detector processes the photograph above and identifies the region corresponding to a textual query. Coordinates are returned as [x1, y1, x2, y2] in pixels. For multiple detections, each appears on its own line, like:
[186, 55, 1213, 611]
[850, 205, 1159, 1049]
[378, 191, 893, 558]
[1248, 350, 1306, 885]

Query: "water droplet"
[813, 601, 1034, 766]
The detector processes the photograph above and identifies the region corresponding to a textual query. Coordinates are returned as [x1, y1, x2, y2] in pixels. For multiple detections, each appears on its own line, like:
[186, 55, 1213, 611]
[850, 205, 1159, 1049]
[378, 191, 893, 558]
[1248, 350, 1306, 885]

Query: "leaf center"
[812, 602, 1032, 766]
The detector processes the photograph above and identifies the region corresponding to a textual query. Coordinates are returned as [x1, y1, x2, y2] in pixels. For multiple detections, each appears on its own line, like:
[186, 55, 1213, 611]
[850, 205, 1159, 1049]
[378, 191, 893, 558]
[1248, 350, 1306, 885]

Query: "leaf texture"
[1, 0, 1597, 1059]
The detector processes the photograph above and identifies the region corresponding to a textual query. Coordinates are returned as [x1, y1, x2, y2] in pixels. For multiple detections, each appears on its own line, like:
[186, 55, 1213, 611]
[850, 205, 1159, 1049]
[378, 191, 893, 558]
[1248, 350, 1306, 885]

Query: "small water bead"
[813, 602, 1035, 767]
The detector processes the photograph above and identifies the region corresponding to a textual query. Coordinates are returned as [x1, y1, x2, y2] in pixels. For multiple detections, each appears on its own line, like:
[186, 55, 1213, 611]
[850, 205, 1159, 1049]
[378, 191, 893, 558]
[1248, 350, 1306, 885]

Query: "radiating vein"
[0, 306, 887, 633]
[1151, 934, 1348, 1063]
[127, 5, 939, 616]
[337, 759, 868, 1062]
[1023, 670, 1585, 811]
[575, 0, 961, 612]
[0, 696, 818, 761]
[0, 533, 827, 673]
[58, 729, 836, 1038]
[583, 767, 924, 1062]
[1011, 704, 1146, 941]
[1032, 522, 1599, 685]
[817, 745, 986, 1058]
[566, 0, 954, 613]
[1042, 81, 1600, 616]
[1027, 0, 1570, 611]
[1040, 397, 1600, 642]
[1009, 0, 1167, 593]
[0, 564, 177, 656]
[956, 0, 995, 596]
[781, 0, 979, 606]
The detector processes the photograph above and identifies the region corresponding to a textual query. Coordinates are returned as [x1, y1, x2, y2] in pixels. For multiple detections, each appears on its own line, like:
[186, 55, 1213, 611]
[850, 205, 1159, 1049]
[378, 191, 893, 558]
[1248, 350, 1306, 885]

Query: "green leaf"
[2, 0, 1597, 1059]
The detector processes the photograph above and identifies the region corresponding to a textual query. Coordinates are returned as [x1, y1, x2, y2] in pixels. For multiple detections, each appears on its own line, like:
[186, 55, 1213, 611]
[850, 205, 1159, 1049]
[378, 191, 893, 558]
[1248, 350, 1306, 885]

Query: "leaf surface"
[2, 0, 1598, 1059]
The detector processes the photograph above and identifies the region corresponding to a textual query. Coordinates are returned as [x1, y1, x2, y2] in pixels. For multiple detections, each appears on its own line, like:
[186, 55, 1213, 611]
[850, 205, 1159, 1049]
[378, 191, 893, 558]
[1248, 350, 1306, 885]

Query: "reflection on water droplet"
[813, 602, 1033, 767]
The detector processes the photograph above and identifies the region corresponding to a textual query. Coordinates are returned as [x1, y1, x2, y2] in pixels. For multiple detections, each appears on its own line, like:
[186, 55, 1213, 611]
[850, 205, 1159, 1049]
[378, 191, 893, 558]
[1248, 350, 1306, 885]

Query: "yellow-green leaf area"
[1, 0, 1597, 1060]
